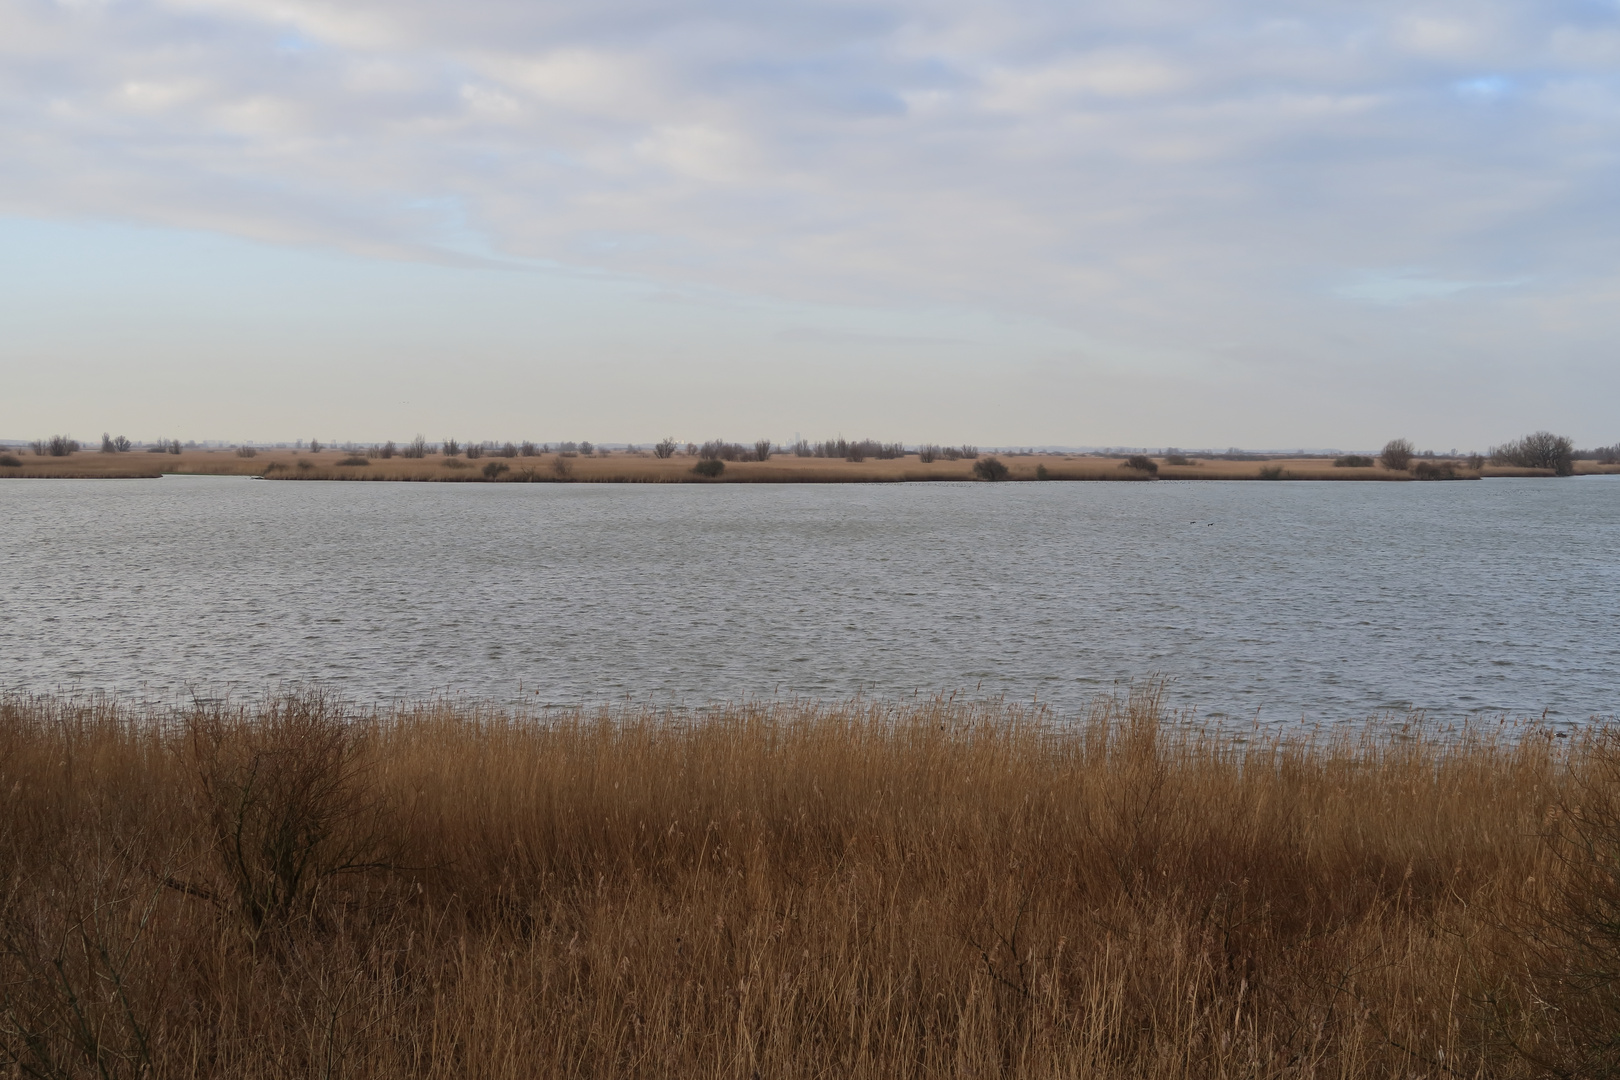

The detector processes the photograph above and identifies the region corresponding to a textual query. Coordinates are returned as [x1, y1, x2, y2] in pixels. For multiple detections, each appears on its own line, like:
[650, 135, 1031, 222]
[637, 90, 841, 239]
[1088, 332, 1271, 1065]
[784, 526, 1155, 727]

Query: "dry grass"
[3, 687, 1618, 1078]
[6, 448, 1620, 483]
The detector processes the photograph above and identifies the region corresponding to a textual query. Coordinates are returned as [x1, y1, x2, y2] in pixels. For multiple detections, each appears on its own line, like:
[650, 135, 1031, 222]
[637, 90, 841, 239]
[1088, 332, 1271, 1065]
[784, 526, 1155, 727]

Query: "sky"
[2, 0, 1618, 449]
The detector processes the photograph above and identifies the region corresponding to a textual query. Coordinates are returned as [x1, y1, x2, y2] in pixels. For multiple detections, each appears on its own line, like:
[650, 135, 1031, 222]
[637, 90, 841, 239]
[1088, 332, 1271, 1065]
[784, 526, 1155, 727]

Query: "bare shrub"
[1503, 730, 1620, 1076]
[0, 454, 20, 467]
[653, 438, 677, 459]
[918, 445, 939, 463]
[442, 438, 461, 457]
[692, 458, 725, 478]
[337, 456, 369, 466]
[1334, 455, 1374, 467]
[100, 433, 131, 453]
[309, 439, 322, 454]
[482, 461, 509, 479]
[551, 455, 573, 479]
[401, 436, 428, 459]
[1491, 431, 1576, 476]
[182, 695, 389, 935]
[519, 441, 539, 457]
[972, 456, 1009, 481]
[1379, 438, 1415, 471]
[755, 439, 772, 462]
[579, 441, 594, 456]
[698, 440, 750, 461]
[236, 445, 258, 458]
[498, 442, 518, 458]
[33, 435, 79, 457]
[376, 441, 396, 459]
[791, 439, 812, 457]
[1122, 455, 1158, 475]
[1412, 461, 1460, 480]
[465, 442, 483, 459]
[1595, 445, 1620, 465]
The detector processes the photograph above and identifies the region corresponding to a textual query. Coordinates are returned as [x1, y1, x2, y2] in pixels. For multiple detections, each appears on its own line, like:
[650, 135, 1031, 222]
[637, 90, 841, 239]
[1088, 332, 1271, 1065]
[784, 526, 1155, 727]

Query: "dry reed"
[1, 689, 1616, 1078]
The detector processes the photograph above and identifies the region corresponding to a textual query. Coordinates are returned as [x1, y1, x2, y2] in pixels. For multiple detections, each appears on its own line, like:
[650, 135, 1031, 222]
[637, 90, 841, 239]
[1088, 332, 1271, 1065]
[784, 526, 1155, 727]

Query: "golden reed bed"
[3, 688, 1619, 1077]
[6, 448, 1617, 482]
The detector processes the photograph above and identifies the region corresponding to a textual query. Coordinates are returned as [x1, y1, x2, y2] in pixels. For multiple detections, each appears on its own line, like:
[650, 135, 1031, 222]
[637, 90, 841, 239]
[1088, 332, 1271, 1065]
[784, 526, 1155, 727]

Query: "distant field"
[4, 448, 1618, 482]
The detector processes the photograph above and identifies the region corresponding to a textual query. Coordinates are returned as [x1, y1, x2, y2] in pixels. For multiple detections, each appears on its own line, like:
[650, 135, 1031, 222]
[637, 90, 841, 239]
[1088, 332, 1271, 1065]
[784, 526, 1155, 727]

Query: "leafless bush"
[32, 435, 79, 457]
[699, 440, 750, 461]
[482, 461, 509, 479]
[972, 456, 1009, 481]
[465, 442, 483, 459]
[755, 440, 772, 462]
[182, 695, 391, 936]
[1122, 455, 1158, 474]
[1491, 431, 1576, 476]
[653, 438, 677, 459]
[551, 455, 573, 479]
[442, 439, 462, 457]
[918, 445, 939, 463]
[1411, 461, 1460, 480]
[1334, 455, 1374, 467]
[1501, 729, 1620, 1076]
[791, 439, 812, 457]
[375, 441, 395, 459]
[519, 441, 539, 457]
[1595, 445, 1619, 465]
[1379, 438, 1415, 471]
[498, 442, 518, 458]
[400, 436, 428, 459]
[236, 445, 258, 458]
[309, 439, 322, 454]
[100, 433, 131, 453]
[579, 441, 594, 456]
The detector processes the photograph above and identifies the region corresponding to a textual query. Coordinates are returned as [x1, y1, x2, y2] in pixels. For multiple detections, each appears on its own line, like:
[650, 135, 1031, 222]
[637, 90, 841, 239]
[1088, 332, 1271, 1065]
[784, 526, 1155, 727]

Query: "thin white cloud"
[2, 0, 1618, 442]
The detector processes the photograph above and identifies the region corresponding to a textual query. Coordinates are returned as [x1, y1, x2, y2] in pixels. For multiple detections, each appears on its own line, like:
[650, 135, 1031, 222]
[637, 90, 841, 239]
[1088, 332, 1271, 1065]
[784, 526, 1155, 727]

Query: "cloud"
[2, 0, 1619, 437]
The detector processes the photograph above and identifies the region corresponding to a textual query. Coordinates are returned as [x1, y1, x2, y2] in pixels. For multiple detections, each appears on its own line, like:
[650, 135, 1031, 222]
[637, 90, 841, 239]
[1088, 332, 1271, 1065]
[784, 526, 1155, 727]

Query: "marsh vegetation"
[2, 689, 1618, 1078]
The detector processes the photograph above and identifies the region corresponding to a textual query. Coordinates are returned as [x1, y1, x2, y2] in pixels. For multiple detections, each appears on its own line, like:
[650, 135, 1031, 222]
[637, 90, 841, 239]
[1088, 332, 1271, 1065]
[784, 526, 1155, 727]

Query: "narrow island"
[4, 432, 1616, 482]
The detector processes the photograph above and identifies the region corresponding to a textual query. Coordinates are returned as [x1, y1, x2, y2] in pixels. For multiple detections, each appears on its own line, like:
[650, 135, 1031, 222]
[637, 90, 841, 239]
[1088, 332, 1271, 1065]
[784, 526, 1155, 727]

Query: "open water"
[1, 475, 1615, 722]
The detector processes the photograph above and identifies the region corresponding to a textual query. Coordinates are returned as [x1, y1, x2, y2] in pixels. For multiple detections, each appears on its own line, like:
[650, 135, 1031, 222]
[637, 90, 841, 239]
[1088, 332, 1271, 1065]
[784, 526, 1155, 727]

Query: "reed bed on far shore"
[3, 688, 1619, 1078]
[7, 446, 1620, 482]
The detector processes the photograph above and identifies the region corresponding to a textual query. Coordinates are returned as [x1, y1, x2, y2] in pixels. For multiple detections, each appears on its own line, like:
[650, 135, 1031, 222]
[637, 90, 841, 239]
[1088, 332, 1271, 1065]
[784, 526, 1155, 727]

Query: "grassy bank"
[4, 689, 1618, 1077]
[7, 447, 1620, 482]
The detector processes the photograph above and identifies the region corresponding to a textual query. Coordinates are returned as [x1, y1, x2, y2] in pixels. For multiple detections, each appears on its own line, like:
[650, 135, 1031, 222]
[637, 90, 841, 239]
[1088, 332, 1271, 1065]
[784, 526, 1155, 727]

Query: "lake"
[2, 475, 1615, 722]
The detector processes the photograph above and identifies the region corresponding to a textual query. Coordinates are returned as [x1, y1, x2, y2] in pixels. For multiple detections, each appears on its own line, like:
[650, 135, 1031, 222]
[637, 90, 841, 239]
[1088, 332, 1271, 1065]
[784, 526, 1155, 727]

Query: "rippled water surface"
[2, 475, 1616, 721]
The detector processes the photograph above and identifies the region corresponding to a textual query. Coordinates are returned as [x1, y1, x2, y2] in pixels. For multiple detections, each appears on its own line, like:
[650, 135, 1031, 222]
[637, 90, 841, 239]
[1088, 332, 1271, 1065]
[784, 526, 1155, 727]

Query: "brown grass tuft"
[0, 688, 1613, 1076]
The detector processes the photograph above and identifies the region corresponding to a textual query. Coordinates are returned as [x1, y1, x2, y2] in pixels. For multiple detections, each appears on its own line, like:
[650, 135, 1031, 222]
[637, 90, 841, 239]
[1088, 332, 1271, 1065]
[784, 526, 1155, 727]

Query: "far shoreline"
[5, 448, 1618, 483]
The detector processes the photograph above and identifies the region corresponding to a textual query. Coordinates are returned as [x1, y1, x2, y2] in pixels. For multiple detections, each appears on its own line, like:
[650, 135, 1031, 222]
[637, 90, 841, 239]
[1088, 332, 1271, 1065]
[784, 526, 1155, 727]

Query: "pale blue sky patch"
[1454, 76, 1512, 100]
[1334, 269, 1532, 305]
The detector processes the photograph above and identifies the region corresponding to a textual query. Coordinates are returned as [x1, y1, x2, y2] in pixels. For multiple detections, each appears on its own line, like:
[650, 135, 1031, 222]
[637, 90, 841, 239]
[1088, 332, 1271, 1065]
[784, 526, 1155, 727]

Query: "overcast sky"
[3, 0, 1617, 448]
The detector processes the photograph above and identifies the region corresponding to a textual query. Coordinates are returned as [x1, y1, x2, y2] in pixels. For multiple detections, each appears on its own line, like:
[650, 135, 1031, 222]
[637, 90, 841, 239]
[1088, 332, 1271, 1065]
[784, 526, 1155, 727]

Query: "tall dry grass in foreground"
[3, 689, 1619, 1078]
